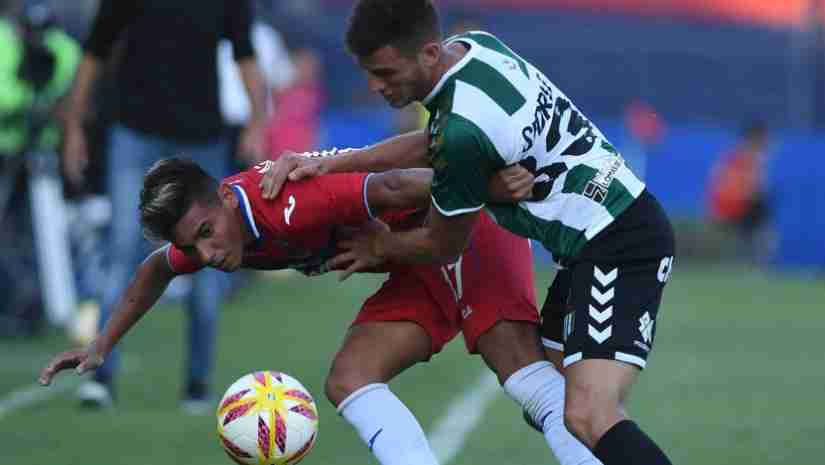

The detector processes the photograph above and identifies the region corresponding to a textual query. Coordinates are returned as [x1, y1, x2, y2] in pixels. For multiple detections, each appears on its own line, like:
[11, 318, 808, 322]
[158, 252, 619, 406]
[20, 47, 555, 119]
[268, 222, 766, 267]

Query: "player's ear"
[219, 184, 238, 209]
[418, 41, 441, 68]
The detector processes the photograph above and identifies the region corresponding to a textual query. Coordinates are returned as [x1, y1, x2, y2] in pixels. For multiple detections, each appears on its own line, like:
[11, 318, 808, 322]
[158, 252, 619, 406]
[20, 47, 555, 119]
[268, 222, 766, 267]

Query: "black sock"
[594, 420, 672, 465]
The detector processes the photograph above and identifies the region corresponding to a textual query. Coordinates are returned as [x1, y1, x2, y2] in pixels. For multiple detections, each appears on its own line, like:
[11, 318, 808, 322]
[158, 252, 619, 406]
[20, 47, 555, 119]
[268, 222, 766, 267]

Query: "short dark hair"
[139, 158, 219, 243]
[345, 0, 441, 58]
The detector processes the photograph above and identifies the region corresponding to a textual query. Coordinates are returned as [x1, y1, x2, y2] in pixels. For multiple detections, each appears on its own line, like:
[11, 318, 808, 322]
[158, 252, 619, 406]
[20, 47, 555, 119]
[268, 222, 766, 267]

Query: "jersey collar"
[422, 35, 479, 106]
[230, 184, 261, 241]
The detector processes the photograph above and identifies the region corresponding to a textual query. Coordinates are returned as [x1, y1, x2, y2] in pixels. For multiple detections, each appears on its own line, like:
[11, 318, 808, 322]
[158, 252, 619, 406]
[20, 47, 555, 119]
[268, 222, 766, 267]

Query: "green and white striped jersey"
[424, 31, 645, 263]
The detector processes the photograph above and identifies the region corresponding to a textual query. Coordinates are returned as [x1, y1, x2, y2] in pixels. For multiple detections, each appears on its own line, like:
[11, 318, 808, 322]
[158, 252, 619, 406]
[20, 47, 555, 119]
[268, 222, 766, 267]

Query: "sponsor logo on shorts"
[657, 256, 674, 283]
[633, 340, 651, 353]
[638, 311, 654, 344]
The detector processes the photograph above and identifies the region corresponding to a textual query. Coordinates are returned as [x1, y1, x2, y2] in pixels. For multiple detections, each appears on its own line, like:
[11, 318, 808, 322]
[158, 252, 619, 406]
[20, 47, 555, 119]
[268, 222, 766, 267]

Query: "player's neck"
[235, 208, 257, 246]
[426, 42, 468, 97]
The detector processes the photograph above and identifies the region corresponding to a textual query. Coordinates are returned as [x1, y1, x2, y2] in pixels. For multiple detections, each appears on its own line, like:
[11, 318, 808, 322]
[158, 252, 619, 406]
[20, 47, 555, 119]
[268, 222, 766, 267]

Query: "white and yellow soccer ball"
[217, 371, 319, 465]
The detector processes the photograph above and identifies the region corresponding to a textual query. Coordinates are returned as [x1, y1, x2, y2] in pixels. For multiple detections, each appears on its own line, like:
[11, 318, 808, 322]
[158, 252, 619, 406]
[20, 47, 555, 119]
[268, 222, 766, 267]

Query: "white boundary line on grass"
[427, 370, 502, 465]
[0, 354, 142, 420]
[0, 377, 81, 420]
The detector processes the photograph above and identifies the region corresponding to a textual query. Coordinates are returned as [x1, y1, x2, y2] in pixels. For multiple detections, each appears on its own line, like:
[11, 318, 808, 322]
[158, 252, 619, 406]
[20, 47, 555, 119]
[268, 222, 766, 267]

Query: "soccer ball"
[217, 371, 319, 465]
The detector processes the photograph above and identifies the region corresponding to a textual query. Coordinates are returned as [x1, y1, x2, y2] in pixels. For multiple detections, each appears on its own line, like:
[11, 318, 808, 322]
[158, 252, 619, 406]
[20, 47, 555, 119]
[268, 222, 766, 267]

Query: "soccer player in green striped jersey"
[262, 1, 676, 464]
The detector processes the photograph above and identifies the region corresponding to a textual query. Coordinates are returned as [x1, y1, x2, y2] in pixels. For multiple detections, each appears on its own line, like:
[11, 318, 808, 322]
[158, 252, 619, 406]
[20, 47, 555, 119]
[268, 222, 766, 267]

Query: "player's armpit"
[365, 168, 433, 216]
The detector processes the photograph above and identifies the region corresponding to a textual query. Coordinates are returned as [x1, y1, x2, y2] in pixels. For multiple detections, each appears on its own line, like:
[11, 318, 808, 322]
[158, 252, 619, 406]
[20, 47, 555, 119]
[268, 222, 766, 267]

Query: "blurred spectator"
[0, 0, 79, 337]
[219, 19, 294, 171]
[0, 0, 78, 158]
[621, 99, 666, 181]
[265, 47, 324, 158]
[708, 121, 774, 263]
[60, 0, 267, 413]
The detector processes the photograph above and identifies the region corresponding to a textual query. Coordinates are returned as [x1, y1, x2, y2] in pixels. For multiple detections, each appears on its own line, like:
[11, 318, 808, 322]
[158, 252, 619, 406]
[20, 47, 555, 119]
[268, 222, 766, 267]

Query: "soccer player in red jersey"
[39, 157, 596, 465]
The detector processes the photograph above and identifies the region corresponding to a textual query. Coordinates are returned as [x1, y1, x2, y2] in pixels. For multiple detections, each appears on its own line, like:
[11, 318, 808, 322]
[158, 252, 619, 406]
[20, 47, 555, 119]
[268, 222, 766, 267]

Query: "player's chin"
[386, 96, 411, 109]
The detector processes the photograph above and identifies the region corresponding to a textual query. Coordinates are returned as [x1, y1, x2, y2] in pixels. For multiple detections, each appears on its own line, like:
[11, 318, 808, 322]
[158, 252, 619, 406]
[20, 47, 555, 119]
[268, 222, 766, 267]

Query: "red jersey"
[165, 161, 377, 276]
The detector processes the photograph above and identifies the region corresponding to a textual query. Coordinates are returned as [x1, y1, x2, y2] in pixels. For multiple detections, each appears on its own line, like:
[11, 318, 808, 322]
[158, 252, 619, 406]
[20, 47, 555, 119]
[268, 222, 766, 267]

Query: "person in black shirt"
[60, 0, 268, 413]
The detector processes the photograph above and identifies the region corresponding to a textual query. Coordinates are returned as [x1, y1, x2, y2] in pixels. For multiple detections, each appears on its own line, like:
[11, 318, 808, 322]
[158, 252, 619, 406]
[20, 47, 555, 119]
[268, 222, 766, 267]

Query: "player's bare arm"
[259, 130, 429, 199]
[329, 207, 479, 281]
[364, 168, 433, 215]
[38, 251, 178, 386]
[262, 152, 535, 204]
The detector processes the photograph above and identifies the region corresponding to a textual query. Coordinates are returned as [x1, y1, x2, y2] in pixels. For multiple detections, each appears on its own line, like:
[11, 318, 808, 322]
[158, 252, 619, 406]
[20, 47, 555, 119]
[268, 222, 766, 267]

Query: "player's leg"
[475, 322, 602, 465]
[456, 217, 601, 465]
[328, 272, 453, 465]
[325, 321, 431, 405]
[561, 259, 674, 464]
[79, 125, 164, 406]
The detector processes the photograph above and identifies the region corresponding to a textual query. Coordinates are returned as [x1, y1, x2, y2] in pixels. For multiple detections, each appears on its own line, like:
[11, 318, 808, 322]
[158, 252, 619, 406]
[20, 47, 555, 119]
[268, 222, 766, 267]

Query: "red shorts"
[352, 212, 538, 355]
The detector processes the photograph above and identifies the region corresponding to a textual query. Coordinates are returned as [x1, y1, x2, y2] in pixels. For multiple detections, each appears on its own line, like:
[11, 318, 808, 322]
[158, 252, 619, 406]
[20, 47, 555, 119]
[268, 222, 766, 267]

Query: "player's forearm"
[373, 226, 461, 265]
[238, 58, 268, 124]
[321, 130, 429, 173]
[62, 54, 101, 128]
[93, 256, 174, 358]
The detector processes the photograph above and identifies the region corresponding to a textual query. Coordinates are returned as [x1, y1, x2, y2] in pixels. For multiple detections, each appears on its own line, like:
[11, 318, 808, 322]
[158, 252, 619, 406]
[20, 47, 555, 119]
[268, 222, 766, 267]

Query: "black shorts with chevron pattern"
[540, 190, 675, 369]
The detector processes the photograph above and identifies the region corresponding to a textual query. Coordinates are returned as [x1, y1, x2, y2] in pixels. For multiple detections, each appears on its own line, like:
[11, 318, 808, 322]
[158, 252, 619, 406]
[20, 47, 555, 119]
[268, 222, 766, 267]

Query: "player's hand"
[327, 219, 391, 281]
[62, 122, 89, 187]
[489, 164, 534, 203]
[259, 153, 327, 199]
[38, 346, 104, 386]
[238, 118, 267, 165]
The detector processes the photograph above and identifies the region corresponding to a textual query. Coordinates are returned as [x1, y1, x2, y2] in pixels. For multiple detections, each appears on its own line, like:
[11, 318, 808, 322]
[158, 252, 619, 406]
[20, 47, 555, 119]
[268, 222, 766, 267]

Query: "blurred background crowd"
[0, 0, 823, 403]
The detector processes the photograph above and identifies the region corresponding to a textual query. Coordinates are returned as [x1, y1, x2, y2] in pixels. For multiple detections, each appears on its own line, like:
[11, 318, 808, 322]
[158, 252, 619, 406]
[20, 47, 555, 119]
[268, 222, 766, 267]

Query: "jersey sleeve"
[163, 244, 205, 275]
[429, 116, 502, 216]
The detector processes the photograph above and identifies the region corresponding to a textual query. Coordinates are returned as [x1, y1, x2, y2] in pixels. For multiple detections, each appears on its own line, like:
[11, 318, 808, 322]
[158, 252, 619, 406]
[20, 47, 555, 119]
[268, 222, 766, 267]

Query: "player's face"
[358, 44, 440, 108]
[172, 194, 246, 272]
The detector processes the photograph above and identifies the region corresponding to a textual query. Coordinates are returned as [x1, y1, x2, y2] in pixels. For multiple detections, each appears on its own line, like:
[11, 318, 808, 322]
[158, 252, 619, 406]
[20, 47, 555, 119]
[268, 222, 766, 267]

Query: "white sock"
[504, 361, 603, 465]
[338, 383, 439, 465]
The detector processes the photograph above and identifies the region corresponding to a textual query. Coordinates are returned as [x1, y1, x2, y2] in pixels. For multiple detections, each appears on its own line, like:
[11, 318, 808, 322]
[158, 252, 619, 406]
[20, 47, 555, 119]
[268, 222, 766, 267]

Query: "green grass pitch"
[1, 264, 822, 465]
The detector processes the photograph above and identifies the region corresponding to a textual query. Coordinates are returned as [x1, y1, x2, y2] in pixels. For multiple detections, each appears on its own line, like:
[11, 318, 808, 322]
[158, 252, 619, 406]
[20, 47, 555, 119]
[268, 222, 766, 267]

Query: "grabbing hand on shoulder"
[259, 152, 329, 199]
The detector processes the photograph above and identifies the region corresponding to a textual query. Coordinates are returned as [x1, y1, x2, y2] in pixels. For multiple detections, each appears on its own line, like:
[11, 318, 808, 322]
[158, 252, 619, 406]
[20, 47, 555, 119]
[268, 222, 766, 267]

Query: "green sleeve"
[429, 114, 502, 216]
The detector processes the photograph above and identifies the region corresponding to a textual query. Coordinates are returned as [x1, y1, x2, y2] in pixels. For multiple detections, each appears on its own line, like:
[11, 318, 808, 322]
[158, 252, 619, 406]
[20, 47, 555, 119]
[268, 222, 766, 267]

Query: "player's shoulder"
[222, 164, 268, 207]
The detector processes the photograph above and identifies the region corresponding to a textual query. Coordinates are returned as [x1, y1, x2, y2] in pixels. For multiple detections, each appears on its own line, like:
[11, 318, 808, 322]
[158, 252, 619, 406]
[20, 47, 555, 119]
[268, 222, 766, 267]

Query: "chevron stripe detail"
[593, 266, 619, 287]
[589, 305, 613, 324]
[588, 324, 612, 344]
[594, 266, 618, 287]
[591, 286, 614, 306]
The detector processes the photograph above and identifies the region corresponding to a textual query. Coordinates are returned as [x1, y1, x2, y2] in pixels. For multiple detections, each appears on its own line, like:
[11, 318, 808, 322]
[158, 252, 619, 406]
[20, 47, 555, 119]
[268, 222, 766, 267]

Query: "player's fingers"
[288, 164, 315, 181]
[337, 261, 363, 282]
[326, 251, 357, 271]
[38, 354, 79, 386]
[262, 170, 288, 199]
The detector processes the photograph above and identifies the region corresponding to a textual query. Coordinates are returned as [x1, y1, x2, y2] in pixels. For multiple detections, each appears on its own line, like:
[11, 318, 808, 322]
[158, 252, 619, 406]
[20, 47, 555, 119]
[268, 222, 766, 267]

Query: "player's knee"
[478, 321, 544, 384]
[325, 369, 362, 408]
[325, 358, 378, 407]
[564, 381, 623, 448]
